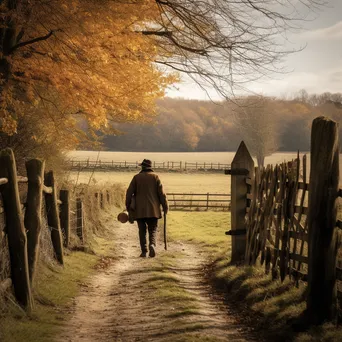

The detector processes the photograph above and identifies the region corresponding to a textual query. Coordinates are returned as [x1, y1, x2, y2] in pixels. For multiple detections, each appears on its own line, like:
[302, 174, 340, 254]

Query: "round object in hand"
[117, 211, 129, 223]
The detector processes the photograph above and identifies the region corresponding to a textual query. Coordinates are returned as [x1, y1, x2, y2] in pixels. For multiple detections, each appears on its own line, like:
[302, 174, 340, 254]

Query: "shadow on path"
[56, 222, 260, 342]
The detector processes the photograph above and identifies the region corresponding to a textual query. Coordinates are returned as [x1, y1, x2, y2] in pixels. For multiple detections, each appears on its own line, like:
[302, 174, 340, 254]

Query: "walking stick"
[164, 213, 167, 250]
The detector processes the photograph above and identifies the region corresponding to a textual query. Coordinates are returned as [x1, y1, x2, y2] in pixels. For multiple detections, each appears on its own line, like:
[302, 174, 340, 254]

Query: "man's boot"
[149, 244, 156, 258]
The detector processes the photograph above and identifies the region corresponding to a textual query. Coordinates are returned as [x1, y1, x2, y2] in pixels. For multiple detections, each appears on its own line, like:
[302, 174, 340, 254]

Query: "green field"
[68, 171, 230, 194]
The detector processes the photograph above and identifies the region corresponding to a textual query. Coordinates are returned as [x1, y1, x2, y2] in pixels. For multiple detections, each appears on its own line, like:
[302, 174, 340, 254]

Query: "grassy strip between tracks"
[167, 211, 342, 342]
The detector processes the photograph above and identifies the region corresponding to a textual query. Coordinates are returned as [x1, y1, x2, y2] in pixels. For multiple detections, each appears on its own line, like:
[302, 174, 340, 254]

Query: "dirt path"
[56, 221, 259, 342]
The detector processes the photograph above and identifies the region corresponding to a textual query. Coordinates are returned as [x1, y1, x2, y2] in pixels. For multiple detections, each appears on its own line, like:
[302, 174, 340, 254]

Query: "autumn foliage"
[0, 0, 328, 163]
[104, 93, 342, 156]
[0, 0, 177, 160]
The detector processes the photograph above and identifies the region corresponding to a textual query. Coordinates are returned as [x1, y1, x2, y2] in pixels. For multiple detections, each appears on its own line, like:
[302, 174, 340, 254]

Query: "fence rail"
[168, 193, 230, 211]
[67, 160, 230, 172]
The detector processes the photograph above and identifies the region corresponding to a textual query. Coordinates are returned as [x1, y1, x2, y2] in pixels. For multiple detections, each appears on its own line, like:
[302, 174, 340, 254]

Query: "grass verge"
[167, 211, 229, 254]
[167, 211, 342, 342]
[0, 230, 116, 342]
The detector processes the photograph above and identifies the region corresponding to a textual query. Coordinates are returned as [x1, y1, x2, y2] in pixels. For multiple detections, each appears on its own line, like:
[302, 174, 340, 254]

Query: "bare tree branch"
[9, 29, 60, 54]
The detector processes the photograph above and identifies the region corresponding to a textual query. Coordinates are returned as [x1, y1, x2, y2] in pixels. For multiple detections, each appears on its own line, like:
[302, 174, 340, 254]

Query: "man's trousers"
[136, 217, 158, 253]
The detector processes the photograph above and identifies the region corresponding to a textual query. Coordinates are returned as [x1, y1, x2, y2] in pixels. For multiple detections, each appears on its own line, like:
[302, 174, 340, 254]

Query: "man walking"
[126, 159, 168, 258]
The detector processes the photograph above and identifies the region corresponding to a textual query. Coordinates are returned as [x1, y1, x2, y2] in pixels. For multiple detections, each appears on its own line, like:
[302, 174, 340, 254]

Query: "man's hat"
[139, 159, 152, 168]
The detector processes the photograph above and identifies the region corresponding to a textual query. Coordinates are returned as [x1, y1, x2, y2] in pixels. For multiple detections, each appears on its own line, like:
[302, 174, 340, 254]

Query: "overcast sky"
[166, 0, 342, 100]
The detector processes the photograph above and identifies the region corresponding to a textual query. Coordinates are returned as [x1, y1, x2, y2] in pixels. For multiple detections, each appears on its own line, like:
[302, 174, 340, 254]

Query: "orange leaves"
[0, 115, 17, 135]
[0, 0, 177, 142]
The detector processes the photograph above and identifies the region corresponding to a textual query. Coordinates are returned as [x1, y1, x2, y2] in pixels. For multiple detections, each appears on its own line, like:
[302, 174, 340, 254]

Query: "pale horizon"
[166, 0, 342, 101]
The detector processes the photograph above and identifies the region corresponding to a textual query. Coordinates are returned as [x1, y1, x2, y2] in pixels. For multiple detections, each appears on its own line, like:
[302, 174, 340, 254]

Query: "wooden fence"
[226, 116, 341, 325]
[0, 148, 115, 312]
[68, 159, 230, 172]
[168, 193, 230, 211]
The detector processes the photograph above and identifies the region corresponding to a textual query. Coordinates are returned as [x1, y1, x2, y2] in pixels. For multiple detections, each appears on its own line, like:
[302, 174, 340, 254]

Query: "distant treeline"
[103, 92, 342, 152]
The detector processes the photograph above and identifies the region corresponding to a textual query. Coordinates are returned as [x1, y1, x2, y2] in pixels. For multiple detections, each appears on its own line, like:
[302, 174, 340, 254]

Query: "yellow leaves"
[0, 115, 17, 135]
[0, 0, 179, 147]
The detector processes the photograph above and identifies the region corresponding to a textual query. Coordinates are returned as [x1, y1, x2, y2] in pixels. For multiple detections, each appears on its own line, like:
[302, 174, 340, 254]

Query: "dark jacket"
[125, 169, 168, 220]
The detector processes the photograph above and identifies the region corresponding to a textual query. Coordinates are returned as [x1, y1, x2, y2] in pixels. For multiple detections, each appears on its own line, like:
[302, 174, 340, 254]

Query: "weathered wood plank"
[0, 178, 8, 185]
[225, 168, 250, 176]
[169, 199, 230, 203]
[290, 268, 308, 282]
[225, 229, 246, 236]
[0, 148, 33, 310]
[290, 152, 301, 276]
[25, 159, 45, 284]
[293, 216, 306, 233]
[167, 193, 230, 197]
[298, 182, 309, 191]
[17, 176, 28, 183]
[59, 190, 70, 248]
[294, 206, 309, 215]
[42, 185, 53, 194]
[231, 141, 254, 262]
[289, 230, 308, 242]
[169, 204, 230, 209]
[245, 166, 259, 264]
[44, 171, 64, 265]
[280, 165, 290, 281]
[272, 167, 283, 280]
[307, 116, 340, 324]
[76, 198, 84, 242]
[296, 155, 308, 279]
[290, 253, 308, 264]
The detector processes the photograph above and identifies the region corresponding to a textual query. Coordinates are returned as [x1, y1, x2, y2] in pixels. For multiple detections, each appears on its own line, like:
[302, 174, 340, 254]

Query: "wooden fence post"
[44, 171, 64, 265]
[100, 191, 104, 209]
[25, 158, 45, 284]
[106, 190, 110, 205]
[59, 190, 70, 248]
[230, 141, 254, 263]
[95, 192, 99, 208]
[307, 117, 340, 324]
[76, 198, 84, 242]
[0, 148, 33, 310]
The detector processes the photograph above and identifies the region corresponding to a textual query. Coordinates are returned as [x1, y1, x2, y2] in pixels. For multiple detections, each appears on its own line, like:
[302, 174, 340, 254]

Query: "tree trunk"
[256, 154, 265, 168]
